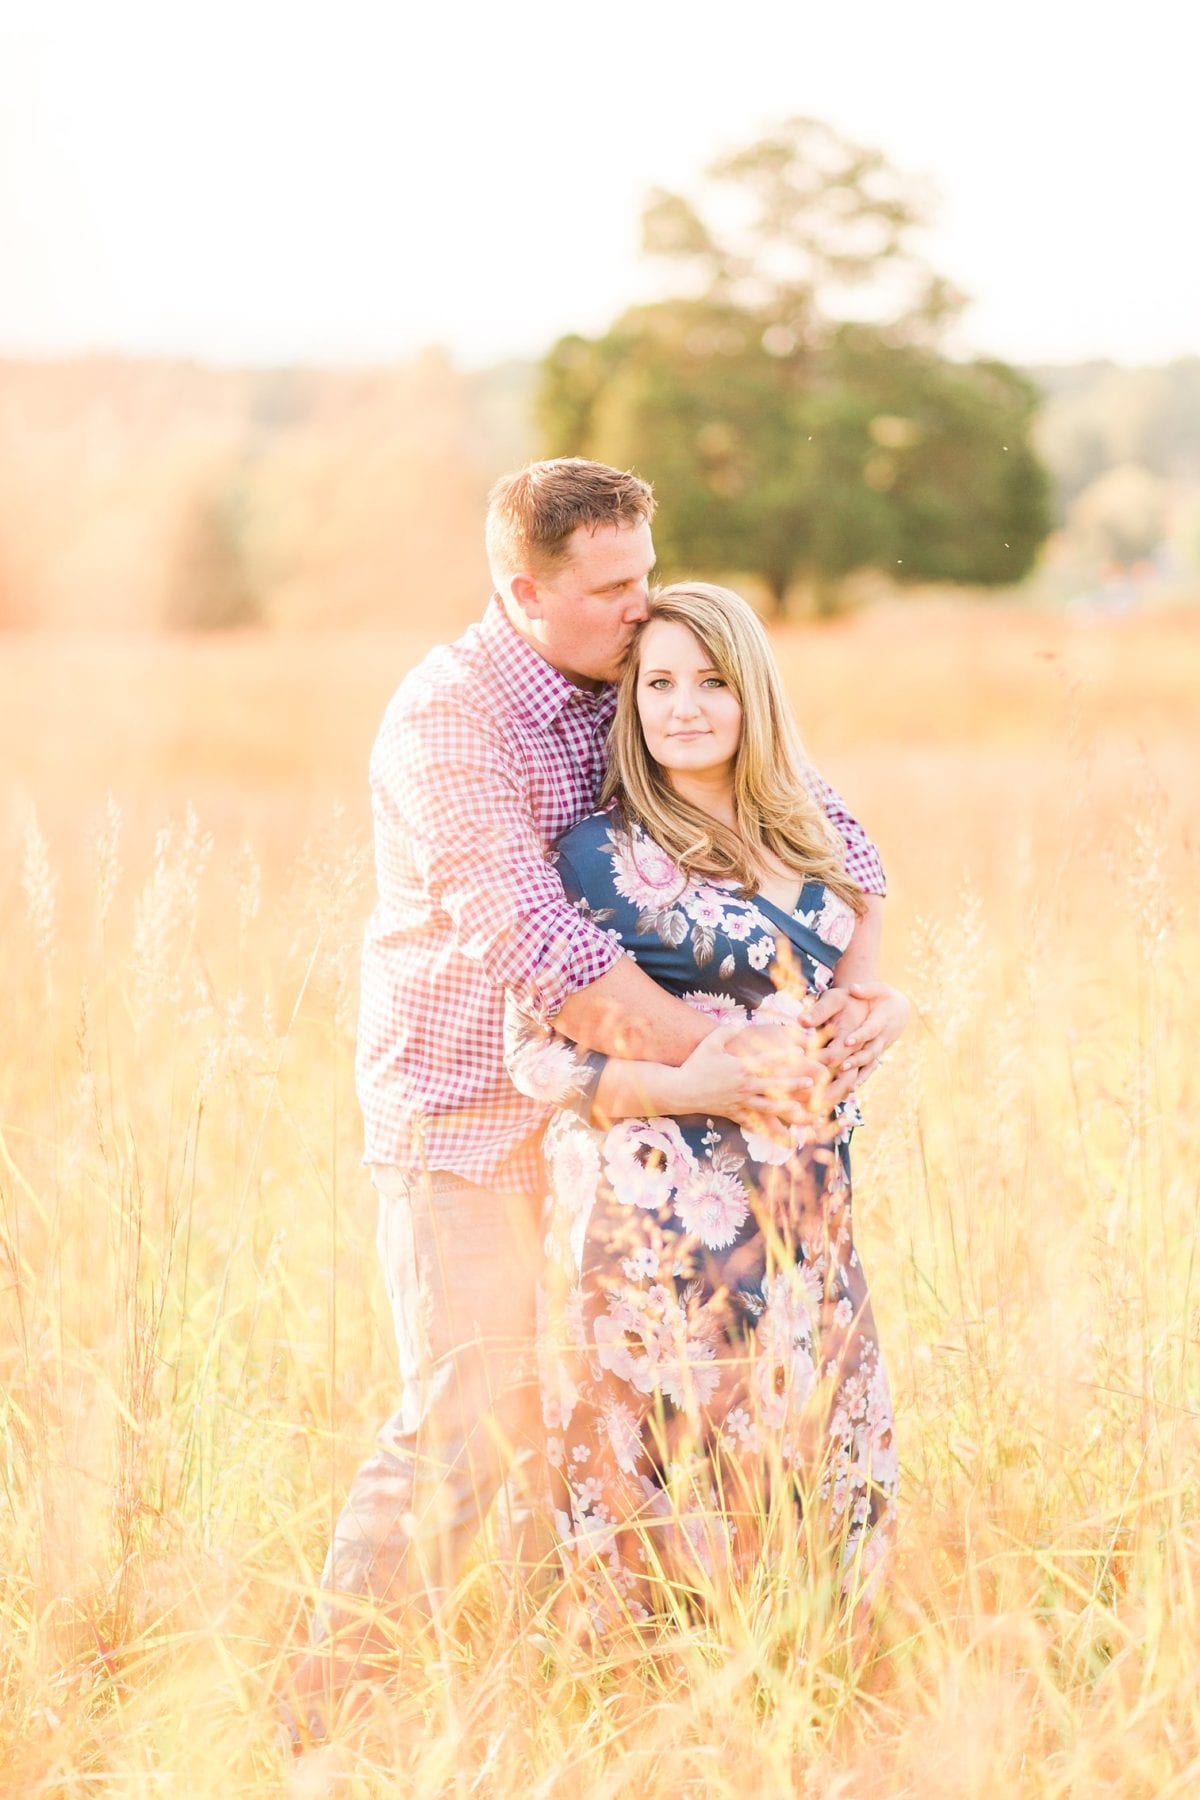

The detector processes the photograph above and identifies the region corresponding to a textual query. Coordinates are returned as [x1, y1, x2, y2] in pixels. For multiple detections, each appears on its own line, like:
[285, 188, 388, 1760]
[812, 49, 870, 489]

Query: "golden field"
[1, 600, 1198, 1797]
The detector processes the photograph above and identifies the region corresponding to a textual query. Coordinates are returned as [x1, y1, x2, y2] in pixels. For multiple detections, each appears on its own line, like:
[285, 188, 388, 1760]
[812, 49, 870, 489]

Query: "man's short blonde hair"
[486, 458, 655, 587]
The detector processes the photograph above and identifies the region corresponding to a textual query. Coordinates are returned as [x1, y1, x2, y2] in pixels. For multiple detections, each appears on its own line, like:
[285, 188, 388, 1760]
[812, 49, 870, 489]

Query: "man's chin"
[599, 650, 636, 683]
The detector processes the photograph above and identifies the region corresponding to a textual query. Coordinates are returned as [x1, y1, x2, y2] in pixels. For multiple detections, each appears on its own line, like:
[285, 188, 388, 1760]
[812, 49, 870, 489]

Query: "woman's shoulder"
[555, 808, 694, 915]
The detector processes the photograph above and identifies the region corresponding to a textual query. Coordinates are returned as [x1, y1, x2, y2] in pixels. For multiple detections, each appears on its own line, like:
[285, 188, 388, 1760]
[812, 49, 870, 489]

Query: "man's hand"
[810, 980, 909, 1098]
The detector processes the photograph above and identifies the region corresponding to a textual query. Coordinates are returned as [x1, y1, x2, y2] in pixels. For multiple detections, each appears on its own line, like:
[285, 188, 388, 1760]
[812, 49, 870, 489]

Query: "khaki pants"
[317, 1163, 549, 1636]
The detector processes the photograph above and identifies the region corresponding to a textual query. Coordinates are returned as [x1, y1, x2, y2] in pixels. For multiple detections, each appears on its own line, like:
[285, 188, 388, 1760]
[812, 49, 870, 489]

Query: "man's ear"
[509, 573, 544, 620]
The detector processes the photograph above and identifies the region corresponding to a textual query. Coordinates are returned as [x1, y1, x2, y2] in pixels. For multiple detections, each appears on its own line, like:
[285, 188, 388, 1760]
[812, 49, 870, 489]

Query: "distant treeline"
[0, 351, 1196, 630]
[0, 351, 509, 630]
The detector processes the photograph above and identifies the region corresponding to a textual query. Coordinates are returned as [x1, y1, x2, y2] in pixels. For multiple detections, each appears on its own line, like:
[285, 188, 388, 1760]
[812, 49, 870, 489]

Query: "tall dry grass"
[1, 602, 1198, 1796]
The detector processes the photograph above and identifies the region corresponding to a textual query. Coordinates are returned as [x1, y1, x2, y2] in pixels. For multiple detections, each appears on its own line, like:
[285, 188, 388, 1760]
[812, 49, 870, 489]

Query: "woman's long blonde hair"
[600, 581, 865, 914]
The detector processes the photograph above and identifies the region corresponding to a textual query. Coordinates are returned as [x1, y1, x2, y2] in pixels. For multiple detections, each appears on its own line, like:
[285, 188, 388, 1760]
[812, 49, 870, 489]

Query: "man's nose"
[626, 583, 651, 622]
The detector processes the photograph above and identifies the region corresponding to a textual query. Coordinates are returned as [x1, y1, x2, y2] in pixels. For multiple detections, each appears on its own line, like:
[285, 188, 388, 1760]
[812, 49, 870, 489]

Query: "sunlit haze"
[2, 0, 1197, 369]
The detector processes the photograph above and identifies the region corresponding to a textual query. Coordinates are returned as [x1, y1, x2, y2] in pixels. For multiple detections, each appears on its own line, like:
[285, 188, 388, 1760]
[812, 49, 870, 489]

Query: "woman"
[504, 582, 900, 1633]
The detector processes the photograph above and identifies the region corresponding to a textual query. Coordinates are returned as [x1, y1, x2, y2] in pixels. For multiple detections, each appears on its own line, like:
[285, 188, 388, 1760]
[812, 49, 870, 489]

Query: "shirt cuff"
[526, 915, 624, 1023]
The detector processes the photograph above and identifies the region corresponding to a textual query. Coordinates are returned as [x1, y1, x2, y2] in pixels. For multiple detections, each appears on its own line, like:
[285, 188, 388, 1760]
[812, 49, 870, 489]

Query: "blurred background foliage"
[0, 117, 1196, 632]
[539, 118, 1052, 615]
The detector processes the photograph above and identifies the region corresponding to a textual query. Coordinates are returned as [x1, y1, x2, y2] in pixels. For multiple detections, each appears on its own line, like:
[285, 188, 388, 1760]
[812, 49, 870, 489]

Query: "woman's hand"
[663, 1020, 829, 1131]
[724, 1020, 832, 1131]
[810, 980, 910, 1097]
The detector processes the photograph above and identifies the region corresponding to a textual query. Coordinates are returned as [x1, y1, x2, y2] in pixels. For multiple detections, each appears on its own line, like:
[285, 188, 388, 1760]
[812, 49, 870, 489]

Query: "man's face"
[515, 520, 655, 687]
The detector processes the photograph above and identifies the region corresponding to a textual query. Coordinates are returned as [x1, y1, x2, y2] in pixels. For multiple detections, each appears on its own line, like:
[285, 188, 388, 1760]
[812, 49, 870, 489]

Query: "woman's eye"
[702, 677, 725, 688]
[647, 677, 671, 690]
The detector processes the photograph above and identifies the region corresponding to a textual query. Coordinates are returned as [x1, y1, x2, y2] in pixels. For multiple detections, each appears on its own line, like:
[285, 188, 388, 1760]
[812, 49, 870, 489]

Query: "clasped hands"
[673, 980, 909, 1135]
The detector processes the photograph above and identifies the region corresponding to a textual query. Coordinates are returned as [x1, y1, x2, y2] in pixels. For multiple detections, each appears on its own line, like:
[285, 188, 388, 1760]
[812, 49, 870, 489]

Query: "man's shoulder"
[388, 619, 491, 712]
[374, 617, 510, 741]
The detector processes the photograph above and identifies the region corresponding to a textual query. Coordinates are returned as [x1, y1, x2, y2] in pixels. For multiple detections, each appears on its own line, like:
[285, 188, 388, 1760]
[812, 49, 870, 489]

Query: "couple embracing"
[292, 457, 908, 1725]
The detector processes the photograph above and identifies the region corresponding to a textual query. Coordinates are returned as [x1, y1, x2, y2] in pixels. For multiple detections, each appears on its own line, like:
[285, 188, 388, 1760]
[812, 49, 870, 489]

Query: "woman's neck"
[667, 770, 738, 832]
[663, 771, 803, 908]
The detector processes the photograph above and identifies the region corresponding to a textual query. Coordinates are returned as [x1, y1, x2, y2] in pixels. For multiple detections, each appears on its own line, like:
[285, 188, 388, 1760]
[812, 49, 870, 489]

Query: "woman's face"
[635, 617, 743, 784]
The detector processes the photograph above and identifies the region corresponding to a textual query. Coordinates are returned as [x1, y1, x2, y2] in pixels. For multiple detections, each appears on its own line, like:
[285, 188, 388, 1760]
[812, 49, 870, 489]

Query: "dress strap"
[751, 893, 843, 972]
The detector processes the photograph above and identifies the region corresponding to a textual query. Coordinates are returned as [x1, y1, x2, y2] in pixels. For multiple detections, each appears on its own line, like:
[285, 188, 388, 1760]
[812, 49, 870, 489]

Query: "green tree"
[538, 117, 1052, 613]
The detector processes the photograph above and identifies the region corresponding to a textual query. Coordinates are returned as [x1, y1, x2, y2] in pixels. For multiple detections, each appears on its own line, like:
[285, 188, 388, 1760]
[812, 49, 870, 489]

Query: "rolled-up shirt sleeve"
[804, 769, 887, 897]
[374, 693, 623, 1021]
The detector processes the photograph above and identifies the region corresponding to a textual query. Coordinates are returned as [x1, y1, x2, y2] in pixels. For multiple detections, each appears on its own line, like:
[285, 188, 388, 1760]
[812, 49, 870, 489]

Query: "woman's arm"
[589, 1020, 825, 1129]
[504, 992, 823, 1130]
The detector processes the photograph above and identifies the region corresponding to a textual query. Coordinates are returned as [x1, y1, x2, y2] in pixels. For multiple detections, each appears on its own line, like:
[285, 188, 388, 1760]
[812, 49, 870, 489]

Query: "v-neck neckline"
[754, 878, 803, 917]
[750, 887, 843, 972]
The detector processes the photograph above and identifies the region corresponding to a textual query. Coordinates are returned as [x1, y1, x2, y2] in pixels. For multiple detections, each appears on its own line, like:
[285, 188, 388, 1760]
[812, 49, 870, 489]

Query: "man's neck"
[496, 594, 604, 693]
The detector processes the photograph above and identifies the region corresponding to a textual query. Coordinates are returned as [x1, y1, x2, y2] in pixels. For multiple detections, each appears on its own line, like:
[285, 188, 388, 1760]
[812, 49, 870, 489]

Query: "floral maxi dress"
[504, 808, 898, 1628]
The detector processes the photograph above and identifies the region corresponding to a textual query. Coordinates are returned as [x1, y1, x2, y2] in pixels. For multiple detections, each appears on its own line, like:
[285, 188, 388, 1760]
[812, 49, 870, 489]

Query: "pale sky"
[2, 0, 1197, 370]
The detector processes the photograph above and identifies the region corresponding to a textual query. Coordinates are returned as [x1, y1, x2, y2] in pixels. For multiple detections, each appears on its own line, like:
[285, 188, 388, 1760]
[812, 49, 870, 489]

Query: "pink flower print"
[723, 1404, 761, 1454]
[541, 1370, 577, 1430]
[511, 1034, 587, 1103]
[722, 911, 753, 941]
[747, 935, 773, 972]
[684, 889, 725, 928]
[621, 1245, 660, 1283]
[573, 1474, 607, 1512]
[607, 831, 688, 911]
[603, 1118, 696, 1211]
[683, 990, 748, 1026]
[814, 891, 855, 953]
[593, 1299, 643, 1386]
[547, 1117, 601, 1205]
[594, 1292, 674, 1398]
[753, 1275, 818, 1428]
[563, 1281, 587, 1350]
[794, 1259, 826, 1309]
[658, 1338, 721, 1409]
[602, 1399, 645, 1476]
[673, 1168, 750, 1250]
[740, 1124, 794, 1166]
[594, 1283, 720, 1407]
[753, 989, 806, 1026]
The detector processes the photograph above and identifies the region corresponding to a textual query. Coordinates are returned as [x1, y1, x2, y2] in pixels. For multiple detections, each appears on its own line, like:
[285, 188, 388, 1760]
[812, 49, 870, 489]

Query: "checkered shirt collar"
[479, 596, 617, 729]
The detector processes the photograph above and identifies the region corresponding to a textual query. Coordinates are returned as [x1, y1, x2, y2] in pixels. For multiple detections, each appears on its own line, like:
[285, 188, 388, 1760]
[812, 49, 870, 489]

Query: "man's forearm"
[559, 893, 886, 1062]
[555, 955, 712, 1063]
[833, 893, 883, 989]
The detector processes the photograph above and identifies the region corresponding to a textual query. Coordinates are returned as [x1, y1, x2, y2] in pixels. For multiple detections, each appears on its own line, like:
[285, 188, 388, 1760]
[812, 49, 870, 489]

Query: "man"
[291, 458, 904, 1729]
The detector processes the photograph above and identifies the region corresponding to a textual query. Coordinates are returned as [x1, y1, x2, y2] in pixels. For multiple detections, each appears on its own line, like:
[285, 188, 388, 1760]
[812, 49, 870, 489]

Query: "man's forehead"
[562, 517, 654, 570]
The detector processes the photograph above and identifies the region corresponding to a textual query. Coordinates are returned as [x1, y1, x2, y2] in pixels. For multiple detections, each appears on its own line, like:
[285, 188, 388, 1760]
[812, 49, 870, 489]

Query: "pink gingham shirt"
[356, 598, 886, 1192]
